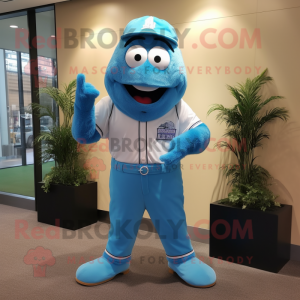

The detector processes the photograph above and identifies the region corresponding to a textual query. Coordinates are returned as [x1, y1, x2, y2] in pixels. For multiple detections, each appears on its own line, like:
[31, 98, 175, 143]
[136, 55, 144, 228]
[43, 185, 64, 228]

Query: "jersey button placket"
[139, 122, 147, 164]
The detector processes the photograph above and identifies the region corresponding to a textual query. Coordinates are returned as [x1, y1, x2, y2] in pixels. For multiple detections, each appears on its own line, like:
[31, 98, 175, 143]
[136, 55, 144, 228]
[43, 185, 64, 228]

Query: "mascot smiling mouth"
[124, 84, 168, 104]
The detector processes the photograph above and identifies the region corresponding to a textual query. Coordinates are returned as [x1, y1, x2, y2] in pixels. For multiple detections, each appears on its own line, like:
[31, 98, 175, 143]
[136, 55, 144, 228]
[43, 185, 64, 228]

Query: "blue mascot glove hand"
[72, 74, 101, 144]
[75, 74, 100, 112]
[159, 136, 188, 166]
[159, 123, 210, 166]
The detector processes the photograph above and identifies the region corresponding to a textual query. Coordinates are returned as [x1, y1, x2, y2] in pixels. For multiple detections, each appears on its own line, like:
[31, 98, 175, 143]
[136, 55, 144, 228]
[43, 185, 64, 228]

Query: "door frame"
[0, 4, 59, 211]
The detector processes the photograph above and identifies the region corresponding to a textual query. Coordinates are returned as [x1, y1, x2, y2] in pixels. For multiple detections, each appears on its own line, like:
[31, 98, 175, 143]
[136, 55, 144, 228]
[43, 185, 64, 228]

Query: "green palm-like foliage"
[32, 80, 76, 127]
[207, 69, 289, 210]
[31, 80, 88, 192]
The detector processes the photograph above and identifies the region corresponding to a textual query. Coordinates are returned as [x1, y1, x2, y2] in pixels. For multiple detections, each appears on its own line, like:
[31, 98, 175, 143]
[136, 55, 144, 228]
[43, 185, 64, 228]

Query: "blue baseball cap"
[121, 16, 178, 45]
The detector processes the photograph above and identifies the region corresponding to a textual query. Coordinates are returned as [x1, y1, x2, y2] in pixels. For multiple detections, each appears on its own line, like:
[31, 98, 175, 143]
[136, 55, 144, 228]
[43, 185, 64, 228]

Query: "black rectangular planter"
[209, 201, 292, 273]
[37, 181, 98, 230]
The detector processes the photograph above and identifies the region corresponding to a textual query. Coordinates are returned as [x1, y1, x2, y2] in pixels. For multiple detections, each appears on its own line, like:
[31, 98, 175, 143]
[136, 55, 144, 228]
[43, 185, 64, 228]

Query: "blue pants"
[104, 158, 194, 264]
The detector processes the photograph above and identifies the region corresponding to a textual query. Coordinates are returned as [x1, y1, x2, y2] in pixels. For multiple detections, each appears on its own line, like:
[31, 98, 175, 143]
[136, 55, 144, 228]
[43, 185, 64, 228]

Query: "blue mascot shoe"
[75, 254, 130, 286]
[168, 254, 216, 288]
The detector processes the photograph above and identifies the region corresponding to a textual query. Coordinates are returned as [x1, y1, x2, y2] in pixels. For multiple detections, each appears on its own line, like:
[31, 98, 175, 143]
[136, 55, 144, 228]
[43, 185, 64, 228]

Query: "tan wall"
[55, 0, 300, 246]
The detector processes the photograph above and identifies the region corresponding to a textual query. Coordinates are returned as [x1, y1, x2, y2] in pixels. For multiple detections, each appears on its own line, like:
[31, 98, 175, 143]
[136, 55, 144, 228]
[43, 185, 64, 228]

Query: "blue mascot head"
[104, 16, 187, 122]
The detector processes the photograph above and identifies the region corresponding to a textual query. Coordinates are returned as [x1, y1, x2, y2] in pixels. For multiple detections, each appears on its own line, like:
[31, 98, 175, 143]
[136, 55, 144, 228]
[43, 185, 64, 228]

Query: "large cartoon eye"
[148, 46, 170, 70]
[125, 45, 147, 68]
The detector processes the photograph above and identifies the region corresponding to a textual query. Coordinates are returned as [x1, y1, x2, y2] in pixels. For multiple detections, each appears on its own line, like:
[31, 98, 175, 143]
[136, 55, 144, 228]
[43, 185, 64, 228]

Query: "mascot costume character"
[72, 16, 216, 288]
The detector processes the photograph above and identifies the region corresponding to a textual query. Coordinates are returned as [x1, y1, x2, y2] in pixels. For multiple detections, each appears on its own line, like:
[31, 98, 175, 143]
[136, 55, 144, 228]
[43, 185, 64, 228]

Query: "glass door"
[0, 6, 58, 202]
[0, 12, 35, 197]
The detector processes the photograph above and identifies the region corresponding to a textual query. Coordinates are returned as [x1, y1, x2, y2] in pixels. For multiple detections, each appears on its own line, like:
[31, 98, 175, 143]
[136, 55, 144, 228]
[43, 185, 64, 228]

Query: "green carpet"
[0, 162, 55, 197]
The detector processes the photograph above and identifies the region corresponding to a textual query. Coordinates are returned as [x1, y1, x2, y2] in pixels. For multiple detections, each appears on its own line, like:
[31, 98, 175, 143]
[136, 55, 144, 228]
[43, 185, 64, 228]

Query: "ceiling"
[0, 0, 69, 14]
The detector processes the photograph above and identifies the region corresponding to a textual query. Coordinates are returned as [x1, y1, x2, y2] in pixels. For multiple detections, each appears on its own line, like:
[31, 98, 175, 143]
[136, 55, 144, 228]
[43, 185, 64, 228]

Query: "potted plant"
[32, 80, 98, 230]
[207, 69, 292, 272]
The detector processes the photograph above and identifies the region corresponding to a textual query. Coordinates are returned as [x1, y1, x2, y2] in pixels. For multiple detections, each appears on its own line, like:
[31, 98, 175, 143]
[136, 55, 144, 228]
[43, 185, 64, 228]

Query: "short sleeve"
[177, 99, 202, 135]
[95, 96, 113, 138]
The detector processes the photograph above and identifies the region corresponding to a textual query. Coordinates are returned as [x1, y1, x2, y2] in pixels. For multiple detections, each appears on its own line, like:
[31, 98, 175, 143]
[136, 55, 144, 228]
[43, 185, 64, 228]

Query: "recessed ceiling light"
[10, 25, 18, 28]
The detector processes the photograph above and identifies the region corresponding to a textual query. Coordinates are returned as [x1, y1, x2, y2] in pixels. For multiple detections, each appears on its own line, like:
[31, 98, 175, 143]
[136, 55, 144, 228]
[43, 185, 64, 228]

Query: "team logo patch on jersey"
[157, 121, 176, 140]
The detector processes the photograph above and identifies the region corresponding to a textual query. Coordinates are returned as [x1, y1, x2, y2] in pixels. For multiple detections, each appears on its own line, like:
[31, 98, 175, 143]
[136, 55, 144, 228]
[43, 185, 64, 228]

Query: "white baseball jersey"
[95, 96, 202, 164]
